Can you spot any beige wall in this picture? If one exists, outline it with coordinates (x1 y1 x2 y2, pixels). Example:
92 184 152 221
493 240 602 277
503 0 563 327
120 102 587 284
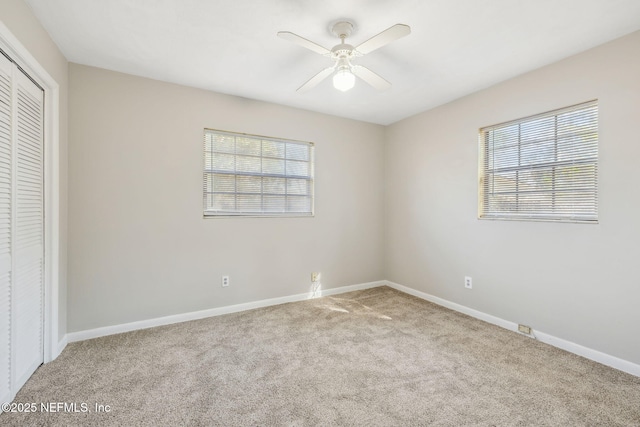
385 31 640 364
68 64 385 331
0 0 69 342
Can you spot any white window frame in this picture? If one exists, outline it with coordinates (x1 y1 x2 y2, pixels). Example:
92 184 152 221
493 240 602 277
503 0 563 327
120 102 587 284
478 100 598 223
203 129 314 218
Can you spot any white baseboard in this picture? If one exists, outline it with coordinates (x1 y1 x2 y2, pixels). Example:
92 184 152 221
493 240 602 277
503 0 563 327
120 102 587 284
385 281 640 378
62 279 640 378
66 280 385 343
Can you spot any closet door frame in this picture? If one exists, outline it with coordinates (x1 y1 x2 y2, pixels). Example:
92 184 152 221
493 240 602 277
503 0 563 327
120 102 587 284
0 22 62 368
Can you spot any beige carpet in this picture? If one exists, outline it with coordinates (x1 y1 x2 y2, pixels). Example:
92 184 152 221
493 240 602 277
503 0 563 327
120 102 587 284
2 286 640 426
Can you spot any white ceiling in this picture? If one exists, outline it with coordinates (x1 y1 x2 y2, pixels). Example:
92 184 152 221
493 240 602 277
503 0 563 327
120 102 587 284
24 0 640 125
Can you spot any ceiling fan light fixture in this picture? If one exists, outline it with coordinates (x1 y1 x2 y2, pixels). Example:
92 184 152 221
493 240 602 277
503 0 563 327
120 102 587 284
333 69 355 91
278 21 410 92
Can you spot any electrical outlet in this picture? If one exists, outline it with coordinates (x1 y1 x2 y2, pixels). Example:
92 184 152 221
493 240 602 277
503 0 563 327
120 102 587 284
518 324 532 335
311 272 320 283
221 275 229 287
464 276 472 289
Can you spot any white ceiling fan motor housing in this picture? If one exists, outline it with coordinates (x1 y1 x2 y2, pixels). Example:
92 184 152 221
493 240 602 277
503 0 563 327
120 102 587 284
331 44 356 59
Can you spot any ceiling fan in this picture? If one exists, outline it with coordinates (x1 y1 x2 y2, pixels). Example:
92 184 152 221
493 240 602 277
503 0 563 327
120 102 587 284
277 21 411 92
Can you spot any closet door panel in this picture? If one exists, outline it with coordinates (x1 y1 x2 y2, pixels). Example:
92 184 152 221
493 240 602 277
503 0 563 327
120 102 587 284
12 68 43 391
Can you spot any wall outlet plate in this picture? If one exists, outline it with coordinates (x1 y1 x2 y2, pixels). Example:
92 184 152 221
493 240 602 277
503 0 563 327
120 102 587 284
222 275 229 287
464 276 472 289
311 272 320 282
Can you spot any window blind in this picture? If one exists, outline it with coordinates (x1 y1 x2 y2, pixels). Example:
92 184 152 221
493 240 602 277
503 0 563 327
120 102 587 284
479 100 598 222
203 129 314 216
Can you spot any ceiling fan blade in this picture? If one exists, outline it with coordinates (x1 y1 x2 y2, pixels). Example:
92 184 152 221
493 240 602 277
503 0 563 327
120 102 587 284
297 67 336 92
355 24 411 55
351 65 391 90
277 31 331 55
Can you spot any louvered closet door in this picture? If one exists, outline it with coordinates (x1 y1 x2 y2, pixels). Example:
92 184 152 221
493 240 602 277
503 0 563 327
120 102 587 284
0 52 44 406
12 66 44 391
0 53 13 405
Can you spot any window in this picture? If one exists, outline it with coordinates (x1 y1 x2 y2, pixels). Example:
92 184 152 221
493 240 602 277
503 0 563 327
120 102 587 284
478 100 598 222
203 129 314 217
